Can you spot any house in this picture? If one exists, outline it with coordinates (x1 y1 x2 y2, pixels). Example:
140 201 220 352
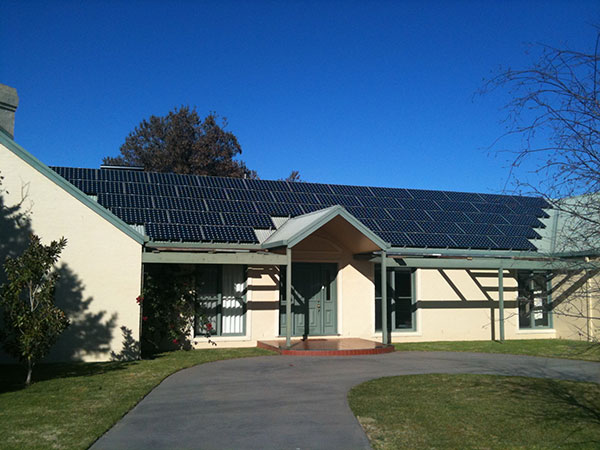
0 84 597 362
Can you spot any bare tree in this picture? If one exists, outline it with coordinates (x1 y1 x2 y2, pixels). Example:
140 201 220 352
483 31 600 342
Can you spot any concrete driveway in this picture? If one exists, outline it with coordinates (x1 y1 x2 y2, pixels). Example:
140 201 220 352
91 351 600 450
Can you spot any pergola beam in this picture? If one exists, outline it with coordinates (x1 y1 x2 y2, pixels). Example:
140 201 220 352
142 251 287 265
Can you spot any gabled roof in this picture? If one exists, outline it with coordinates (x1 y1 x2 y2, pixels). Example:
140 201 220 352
0 130 145 244
262 205 388 250
50 165 551 252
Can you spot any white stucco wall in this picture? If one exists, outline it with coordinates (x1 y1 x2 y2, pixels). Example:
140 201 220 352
0 142 143 362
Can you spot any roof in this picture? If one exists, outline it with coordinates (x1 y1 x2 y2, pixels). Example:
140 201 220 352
262 205 388 250
0 130 145 244
50 166 551 251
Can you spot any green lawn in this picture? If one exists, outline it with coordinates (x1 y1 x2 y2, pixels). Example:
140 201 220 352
0 348 272 450
394 339 600 362
349 374 600 450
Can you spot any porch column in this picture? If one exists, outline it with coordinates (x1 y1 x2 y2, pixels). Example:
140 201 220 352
286 247 292 349
381 250 389 345
498 266 505 342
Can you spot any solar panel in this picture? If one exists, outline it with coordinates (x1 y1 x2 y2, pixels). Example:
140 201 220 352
202 225 258 243
99 169 141 183
195 176 247 190
472 203 513 215
464 212 510 225
443 191 485 202
154 196 205 210
346 206 392 220
494 224 542 239
316 193 362 207
435 200 479 213
169 210 223 226
221 212 274 229
517 196 551 208
288 182 333 194
356 196 401 209
126 183 178 197
98 193 155 209
71 179 98 195
177 185 228 199
52 165 552 249
376 220 423 233
447 234 496 249
329 184 373 197
386 208 433 222
456 223 503 236
256 202 304 217
375 231 413 247
111 207 169 224
205 199 255 214
357 218 381 231
271 191 319 204
405 189 450 202
397 198 441 211
226 189 275 202
502 215 546 228
244 178 292 192
178 224 204 242
299 204 326 214
406 233 456 248
145 223 182 241
489 236 537 251
370 186 413 199
418 222 464 234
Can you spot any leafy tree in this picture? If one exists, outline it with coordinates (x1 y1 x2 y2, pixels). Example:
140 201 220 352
484 32 600 341
0 235 69 385
141 264 213 355
104 107 257 178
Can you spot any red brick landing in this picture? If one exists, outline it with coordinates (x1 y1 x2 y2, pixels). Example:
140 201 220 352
257 338 394 356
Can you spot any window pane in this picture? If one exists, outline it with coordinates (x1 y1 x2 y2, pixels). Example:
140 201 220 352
221 265 245 334
517 271 549 329
374 266 414 332
394 298 412 329
518 297 531 328
395 271 411 298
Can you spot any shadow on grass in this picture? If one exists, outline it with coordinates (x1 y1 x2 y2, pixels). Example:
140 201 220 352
0 360 134 393
506 377 600 446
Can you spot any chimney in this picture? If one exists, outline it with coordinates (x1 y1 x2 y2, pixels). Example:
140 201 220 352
0 83 19 138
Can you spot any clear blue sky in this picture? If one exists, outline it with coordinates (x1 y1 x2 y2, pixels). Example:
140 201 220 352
1 0 598 194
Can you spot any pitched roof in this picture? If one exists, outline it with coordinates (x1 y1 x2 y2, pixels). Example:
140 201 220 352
0 130 145 244
50 166 550 251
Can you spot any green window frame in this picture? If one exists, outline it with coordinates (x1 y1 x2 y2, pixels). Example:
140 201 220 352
517 270 553 329
193 264 246 337
375 266 416 332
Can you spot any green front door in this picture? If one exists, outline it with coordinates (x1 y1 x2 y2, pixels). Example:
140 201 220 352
280 263 337 337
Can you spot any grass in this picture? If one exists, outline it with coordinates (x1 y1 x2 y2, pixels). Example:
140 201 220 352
0 347 272 450
394 339 600 362
349 374 600 449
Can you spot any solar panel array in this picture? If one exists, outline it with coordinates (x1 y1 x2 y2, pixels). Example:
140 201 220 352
51 166 550 250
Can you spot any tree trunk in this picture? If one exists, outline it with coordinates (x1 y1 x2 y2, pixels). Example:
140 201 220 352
25 358 32 386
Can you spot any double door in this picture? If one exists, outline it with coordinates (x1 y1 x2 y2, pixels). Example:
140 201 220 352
280 263 337 337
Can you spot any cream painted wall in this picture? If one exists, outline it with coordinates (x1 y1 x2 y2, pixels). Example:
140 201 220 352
195 232 560 348
0 143 142 362
552 270 600 341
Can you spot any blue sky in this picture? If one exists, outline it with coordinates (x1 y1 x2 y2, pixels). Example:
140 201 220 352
1 0 598 194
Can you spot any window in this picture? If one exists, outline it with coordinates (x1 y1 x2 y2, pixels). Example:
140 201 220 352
194 265 246 337
375 266 416 331
517 271 551 329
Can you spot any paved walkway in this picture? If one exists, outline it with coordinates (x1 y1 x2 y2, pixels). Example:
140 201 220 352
92 351 600 450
